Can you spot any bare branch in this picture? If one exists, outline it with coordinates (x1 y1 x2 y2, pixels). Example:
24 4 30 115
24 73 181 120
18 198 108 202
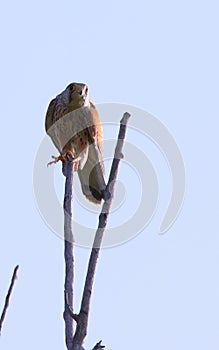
72 112 131 350
0 265 19 335
63 160 74 349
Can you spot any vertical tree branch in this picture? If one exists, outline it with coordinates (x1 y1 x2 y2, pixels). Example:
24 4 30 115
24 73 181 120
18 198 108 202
63 161 74 349
71 112 131 350
0 265 19 335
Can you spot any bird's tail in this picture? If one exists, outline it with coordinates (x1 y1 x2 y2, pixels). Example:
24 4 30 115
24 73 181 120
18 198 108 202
77 143 106 204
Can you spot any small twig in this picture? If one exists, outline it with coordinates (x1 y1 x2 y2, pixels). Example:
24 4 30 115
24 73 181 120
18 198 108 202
72 112 131 350
92 340 105 350
63 160 74 350
0 265 19 335
65 292 79 322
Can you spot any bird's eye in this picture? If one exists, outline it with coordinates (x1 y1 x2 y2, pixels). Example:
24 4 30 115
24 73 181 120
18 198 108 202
85 86 88 94
68 84 76 92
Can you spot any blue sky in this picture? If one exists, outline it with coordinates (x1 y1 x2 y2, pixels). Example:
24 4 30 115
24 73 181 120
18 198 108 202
0 0 219 349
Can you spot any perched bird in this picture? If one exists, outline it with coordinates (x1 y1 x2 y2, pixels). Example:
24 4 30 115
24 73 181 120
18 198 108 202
45 82 106 204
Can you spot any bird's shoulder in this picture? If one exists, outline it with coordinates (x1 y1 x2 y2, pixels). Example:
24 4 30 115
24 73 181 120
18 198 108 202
45 93 70 132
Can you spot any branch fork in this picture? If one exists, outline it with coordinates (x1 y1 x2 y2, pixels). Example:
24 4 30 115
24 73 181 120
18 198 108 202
63 112 131 350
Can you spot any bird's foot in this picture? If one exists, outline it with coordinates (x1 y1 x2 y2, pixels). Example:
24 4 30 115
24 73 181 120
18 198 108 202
47 151 75 167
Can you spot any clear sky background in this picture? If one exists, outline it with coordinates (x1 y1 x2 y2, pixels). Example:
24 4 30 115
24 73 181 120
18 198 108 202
0 0 219 349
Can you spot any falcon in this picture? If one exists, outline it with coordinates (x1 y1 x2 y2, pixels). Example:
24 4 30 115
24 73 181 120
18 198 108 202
45 82 106 204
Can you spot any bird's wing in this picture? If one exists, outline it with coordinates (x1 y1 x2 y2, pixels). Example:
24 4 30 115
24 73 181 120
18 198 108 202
77 104 106 203
45 98 64 152
86 104 105 177
45 98 56 133
89 101 103 151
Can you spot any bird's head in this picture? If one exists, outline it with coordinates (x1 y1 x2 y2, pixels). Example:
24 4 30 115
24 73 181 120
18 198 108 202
66 82 89 109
